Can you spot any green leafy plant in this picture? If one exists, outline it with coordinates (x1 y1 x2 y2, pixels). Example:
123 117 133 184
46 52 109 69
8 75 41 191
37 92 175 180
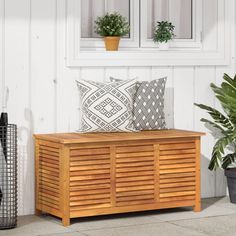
195 74 236 170
94 12 129 37
153 21 175 43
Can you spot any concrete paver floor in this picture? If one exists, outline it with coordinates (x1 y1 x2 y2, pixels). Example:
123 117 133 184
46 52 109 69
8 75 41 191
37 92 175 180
1 197 235 236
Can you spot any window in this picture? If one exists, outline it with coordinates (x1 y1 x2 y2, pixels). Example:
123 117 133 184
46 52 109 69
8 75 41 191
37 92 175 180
141 0 201 48
67 0 229 67
80 0 139 49
80 0 201 50
146 0 192 39
81 0 130 38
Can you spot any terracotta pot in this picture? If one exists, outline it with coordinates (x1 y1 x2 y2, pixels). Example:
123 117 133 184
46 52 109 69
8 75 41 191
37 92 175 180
104 36 120 51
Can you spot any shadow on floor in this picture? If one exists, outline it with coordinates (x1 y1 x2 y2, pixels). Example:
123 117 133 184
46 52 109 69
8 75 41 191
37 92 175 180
67 197 226 225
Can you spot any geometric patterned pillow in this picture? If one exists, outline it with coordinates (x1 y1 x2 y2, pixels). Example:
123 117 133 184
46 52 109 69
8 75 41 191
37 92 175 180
76 79 137 133
110 77 167 130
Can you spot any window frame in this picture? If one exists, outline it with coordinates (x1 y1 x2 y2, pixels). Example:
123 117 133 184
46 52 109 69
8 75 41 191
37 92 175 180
140 0 202 49
66 0 231 67
80 0 140 50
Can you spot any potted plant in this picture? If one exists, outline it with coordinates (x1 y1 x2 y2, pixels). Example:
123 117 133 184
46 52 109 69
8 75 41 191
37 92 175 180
195 74 236 203
94 12 130 51
153 21 175 50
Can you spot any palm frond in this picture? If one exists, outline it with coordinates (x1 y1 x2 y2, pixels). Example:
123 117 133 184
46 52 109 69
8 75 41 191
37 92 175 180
222 153 236 169
200 118 225 133
210 75 236 125
209 136 234 170
195 74 236 170
224 73 236 88
194 103 233 130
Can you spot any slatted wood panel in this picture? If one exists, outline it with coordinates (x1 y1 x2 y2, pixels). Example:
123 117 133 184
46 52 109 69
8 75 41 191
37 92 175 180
38 145 60 211
115 145 155 206
69 147 112 211
35 130 204 226
159 140 196 203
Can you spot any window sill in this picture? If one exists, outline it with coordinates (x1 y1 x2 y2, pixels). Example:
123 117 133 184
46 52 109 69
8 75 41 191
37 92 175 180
67 47 230 67
79 46 201 52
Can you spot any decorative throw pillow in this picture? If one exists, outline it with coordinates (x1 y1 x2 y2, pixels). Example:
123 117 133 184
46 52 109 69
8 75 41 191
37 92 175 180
110 77 167 130
76 79 137 133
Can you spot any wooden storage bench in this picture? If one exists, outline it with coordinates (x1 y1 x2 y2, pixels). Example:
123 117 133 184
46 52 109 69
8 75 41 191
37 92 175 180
34 129 204 226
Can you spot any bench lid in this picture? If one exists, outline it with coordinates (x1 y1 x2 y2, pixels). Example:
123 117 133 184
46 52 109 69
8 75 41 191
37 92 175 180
34 129 205 144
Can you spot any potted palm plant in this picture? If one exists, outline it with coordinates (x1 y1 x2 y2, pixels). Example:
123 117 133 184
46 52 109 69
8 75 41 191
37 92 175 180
94 12 130 51
153 21 175 50
195 74 236 203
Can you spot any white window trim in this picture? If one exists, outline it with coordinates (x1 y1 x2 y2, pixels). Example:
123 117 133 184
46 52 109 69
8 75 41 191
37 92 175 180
80 0 140 49
66 0 231 67
140 0 202 49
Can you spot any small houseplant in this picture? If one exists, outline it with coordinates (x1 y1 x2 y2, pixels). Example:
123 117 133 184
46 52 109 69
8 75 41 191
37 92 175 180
195 74 236 203
94 12 130 51
153 21 175 50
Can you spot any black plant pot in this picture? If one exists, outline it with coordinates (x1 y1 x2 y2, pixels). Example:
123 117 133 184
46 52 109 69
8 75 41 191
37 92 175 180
225 168 236 204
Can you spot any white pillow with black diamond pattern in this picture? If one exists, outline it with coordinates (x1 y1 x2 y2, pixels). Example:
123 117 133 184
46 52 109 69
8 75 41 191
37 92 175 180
76 79 137 133
110 77 167 130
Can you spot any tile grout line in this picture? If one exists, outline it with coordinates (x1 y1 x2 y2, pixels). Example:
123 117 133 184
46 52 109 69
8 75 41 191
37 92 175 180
80 232 89 236
36 228 83 236
167 220 209 236
75 221 169 233
75 220 211 236
165 212 236 223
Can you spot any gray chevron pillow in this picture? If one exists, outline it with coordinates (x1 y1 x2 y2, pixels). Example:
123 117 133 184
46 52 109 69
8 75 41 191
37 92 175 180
76 79 137 133
110 77 167 130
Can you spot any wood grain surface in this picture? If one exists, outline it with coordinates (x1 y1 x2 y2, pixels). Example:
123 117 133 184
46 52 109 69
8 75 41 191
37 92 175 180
35 130 204 226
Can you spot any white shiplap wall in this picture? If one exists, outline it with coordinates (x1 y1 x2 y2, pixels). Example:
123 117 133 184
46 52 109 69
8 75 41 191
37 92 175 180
0 0 235 215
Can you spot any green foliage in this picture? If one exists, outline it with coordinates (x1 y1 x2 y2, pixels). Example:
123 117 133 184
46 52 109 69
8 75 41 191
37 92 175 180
94 12 129 37
153 21 175 43
195 74 236 170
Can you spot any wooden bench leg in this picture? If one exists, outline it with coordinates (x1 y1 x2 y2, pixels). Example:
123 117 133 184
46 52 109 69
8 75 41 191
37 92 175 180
62 216 70 227
35 209 42 216
194 201 201 212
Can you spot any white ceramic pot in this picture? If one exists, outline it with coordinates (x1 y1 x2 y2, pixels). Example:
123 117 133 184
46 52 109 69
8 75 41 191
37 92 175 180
158 42 169 50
